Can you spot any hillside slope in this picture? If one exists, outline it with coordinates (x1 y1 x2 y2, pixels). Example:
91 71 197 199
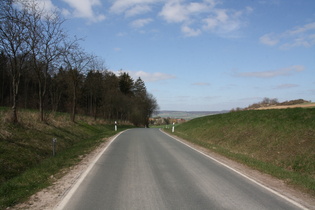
171 108 315 194
0 108 132 209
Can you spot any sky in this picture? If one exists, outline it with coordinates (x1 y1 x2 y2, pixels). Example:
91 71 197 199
41 0 314 111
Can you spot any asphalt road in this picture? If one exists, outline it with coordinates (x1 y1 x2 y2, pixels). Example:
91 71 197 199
57 128 304 210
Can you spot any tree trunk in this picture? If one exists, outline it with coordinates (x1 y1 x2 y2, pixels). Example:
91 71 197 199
71 85 77 122
11 76 19 123
39 81 44 121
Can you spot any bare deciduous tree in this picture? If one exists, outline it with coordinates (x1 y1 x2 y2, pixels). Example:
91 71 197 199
63 41 95 122
0 0 30 123
21 0 67 121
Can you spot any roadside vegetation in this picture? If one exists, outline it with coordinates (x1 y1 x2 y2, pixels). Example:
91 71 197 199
0 108 133 209
166 108 315 196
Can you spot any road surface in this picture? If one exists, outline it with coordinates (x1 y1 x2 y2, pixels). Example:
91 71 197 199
57 128 304 210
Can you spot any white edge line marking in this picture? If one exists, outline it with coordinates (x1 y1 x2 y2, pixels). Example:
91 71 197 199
160 129 307 210
54 130 128 210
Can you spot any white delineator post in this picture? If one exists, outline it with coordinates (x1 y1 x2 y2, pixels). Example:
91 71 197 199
172 122 175 133
115 121 117 131
52 138 57 156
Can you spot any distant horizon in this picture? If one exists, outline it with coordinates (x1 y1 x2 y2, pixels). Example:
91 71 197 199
157 110 228 113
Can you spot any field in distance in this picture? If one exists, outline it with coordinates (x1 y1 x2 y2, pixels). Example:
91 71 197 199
155 110 228 120
257 102 315 110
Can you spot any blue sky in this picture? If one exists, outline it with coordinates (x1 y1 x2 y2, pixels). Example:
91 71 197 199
43 0 314 111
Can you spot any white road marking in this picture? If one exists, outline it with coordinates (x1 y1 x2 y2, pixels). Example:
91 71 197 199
161 129 308 210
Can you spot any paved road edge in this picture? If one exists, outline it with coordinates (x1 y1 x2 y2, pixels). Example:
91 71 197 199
54 130 128 210
160 129 308 210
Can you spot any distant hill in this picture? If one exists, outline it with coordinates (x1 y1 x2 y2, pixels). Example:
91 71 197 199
154 110 228 120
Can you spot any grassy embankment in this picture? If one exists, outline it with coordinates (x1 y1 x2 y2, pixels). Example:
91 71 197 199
166 108 315 195
0 107 133 209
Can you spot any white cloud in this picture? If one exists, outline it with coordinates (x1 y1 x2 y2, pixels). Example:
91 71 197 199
159 1 188 23
159 0 214 23
36 0 58 12
159 0 251 37
280 34 315 49
132 71 176 82
234 65 305 78
286 22 315 35
125 5 152 17
130 18 153 28
110 0 160 16
108 0 251 37
258 0 281 5
260 22 315 49
113 70 176 82
116 32 127 37
202 8 250 35
114 47 122 52
181 25 201 37
273 84 299 89
15 0 58 16
259 33 279 46
192 82 210 86
62 0 105 22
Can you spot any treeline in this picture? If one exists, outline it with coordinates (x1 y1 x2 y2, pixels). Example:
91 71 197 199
0 0 158 126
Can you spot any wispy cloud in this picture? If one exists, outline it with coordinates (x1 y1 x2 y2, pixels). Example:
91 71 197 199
202 7 252 36
16 0 58 16
132 71 176 82
258 0 281 5
159 0 252 37
35 0 58 12
62 0 106 22
260 22 315 49
114 47 122 52
273 84 299 89
130 18 153 28
192 82 210 86
125 4 152 17
259 33 279 46
109 0 160 16
234 65 305 78
114 70 176 82
181 25 202 37
159 1 213 23
108 0 252 37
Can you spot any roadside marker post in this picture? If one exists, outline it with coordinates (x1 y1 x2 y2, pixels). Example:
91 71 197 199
52 138 57 156
172 122 175 133
115 121 117 131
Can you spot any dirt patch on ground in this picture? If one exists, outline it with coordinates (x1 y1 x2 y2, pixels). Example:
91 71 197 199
12 130 315 210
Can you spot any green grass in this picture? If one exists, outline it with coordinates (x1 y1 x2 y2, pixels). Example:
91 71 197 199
165 108 315 195
0 108 133 209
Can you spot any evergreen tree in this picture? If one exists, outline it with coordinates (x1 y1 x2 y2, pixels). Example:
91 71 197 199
119 72 134 95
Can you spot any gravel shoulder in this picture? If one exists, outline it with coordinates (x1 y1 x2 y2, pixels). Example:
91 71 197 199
13 129 315 210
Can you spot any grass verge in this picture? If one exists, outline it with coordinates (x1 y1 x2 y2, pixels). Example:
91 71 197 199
165 108 315 196
0 108 133 209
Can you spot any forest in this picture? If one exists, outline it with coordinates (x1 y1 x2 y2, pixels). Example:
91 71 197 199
0 0 158 126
